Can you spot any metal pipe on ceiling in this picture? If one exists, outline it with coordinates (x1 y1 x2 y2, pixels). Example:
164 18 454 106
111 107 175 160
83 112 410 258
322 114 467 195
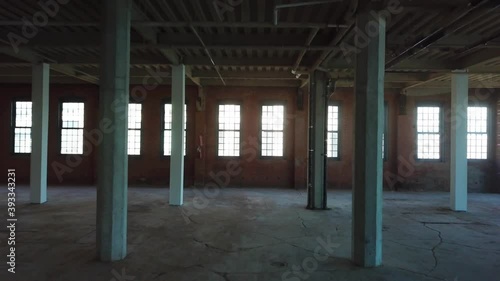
0 21 349 29
386 0 497 69
292 28 320 75
189 25 225 86
454 29 500 59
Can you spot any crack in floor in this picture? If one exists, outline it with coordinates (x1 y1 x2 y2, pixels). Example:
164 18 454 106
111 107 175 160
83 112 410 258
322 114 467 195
423 223 443 273
396 266 446 281
193 237 266 253
253 231 321 256
296 211 308 229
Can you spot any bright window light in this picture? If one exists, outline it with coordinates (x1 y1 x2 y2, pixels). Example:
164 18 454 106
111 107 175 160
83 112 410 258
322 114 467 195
417 106 441 160
327 105 339 158
128 103 142 155
13 101 32 153
261 105 284 157
218 104 240 156
60 102 84 154
163 103 186 156
467 106 488 159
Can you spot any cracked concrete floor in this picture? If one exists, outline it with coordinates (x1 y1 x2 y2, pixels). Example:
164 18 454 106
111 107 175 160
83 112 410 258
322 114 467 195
0 186 499 281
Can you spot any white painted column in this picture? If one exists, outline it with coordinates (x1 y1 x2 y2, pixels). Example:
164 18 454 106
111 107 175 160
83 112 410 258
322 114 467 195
450 71 468 211
30 63 50 204
170 64 186 206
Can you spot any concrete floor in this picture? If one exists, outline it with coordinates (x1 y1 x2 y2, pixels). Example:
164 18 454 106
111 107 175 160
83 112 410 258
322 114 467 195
0 186 499 281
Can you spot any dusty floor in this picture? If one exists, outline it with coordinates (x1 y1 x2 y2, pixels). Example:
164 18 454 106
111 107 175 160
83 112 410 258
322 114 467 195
0 185 499 281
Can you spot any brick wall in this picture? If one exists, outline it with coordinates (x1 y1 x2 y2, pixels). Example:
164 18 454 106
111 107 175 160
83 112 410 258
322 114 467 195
0 84 498 192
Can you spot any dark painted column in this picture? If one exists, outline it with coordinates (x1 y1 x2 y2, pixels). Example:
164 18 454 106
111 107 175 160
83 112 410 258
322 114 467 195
307 70 328 209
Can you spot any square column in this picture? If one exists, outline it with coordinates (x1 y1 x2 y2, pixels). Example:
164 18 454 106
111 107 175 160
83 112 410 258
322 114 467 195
450 72 468 211
352 12 385 267
306 70 328 210
30 63 49 204
169 64 186 206
96 0 131 261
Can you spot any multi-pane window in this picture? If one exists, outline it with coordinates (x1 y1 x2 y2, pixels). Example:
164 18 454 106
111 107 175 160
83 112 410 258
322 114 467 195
327 105 339 158
467 106 488 159
416 106 441 160
13 101 32 153
163 104 186 156
60 102 84 154
218 104 240 156
382 103 388 160
261 105 284 157
128 103 142 155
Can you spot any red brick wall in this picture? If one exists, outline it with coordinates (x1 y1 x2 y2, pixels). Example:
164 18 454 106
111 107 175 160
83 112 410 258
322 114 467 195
0 84 498 192
201 86 297 188
394 89 499 192
325 88 399 189
0 84 99 185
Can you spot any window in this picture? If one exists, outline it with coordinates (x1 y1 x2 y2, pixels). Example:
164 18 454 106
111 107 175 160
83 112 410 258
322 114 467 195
416 106 441 160
13 101 32 153
163 103 186 156
467 106 488 159
382 103 388 160
218 104 240 156
327 105 339 158
60 102 84 154
128 103 142 155
261 105 284 157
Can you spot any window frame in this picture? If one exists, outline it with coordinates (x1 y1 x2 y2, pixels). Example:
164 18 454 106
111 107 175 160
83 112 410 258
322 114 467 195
127 102 143 157
259 101 287 159
383 101 388 161
466 104 490 161
58 98 86 156
161 98 188 157
327 101 341 160
415 102 444 162
216 100 243 158
11 97 32 155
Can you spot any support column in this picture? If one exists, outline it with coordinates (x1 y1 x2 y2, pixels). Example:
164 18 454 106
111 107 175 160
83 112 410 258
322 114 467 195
294 88 308 189
306 71 328 210
352 12 385 267
170 64 186 206
194 86 206 187
96 0 131 261
30 63 49 204
450 72 468 211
